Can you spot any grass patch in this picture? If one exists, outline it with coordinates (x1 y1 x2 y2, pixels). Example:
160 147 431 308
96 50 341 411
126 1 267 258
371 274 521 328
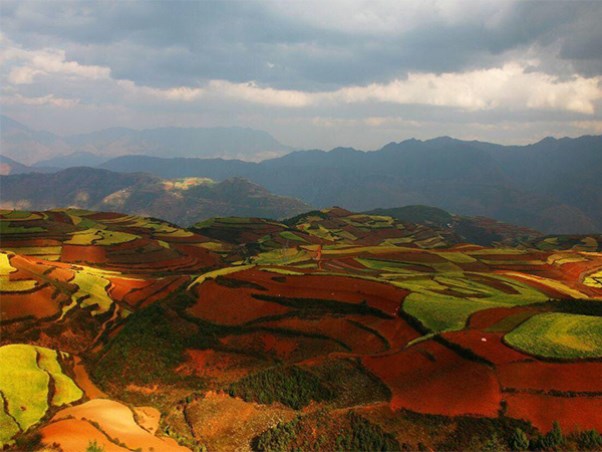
505 312 602 359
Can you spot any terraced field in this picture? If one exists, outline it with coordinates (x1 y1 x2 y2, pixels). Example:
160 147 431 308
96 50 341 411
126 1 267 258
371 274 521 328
0 344 82 445
2 207 602 450
505 312 602 359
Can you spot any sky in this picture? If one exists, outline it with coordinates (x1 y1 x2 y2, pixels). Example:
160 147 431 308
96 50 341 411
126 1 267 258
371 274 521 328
1 0 602 150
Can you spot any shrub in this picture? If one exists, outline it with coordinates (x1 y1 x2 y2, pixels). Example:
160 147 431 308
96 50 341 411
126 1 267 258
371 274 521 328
575 429 602 450
86 440 105 452
335 412 401 451
510 428 530 451
228 365 333 410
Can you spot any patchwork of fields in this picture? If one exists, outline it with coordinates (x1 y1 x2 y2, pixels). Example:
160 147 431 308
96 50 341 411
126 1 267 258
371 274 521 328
1 207 602 450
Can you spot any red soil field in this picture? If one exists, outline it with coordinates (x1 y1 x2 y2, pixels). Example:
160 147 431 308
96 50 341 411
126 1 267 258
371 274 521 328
72 356 107 399
178 349 261 381
61 245 107 264
468 307 536 330
351 228 418 245
441 330 529 365
86 212 127 221
218 332 336 362
188 280 292 325
2 238 62 247
362 340 502 417
450 261 491 273
45 266 76 283
347 315 421 350
171 243 221 266
558 260 602 282
1 284 66 321
5 265 41 282
130 276 188 309
256 316 386 354
451 244 486 251
476 252 545 262
331 256 370 270
105 237 153 252
466 274 521 294
108 277 155 301
234 270 407 316
505 392 602 432
498 361 602 393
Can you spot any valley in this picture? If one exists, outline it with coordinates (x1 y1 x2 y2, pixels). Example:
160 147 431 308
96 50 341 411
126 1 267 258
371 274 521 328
1 207 602 451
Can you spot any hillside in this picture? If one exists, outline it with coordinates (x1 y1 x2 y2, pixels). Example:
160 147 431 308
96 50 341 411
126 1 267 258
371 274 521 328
4 115 601 233
366 205 542 246
99 135 602 234
1 207 602 450
0 167 310 225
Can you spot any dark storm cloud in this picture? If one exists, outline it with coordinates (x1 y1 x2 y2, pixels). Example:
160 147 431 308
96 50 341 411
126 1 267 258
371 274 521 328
2 0 602 149
2 0 601 91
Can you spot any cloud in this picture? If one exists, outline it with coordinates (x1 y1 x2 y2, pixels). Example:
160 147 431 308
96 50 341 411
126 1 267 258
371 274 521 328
2 93 79 107
3 0 601 91
1 39 110 84
207 80 311 107
1 1 602 149
116 80 204 102
327 63 602 114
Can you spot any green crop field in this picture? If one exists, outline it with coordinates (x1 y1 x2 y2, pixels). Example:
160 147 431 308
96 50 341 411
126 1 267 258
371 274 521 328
505 312 602 359
584 270 602 288
0 211 45 221
0 246 62 260
397 273 548 333
36 348 83 406
66 228 138 246
0 344 82 446
279 230 309 243
188 264 256 290
0 222 46 233
0 252 38 292
71 270 113 315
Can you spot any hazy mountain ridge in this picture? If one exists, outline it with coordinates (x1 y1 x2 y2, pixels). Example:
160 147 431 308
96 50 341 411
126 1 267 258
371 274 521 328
100 135 602 233
2 115 601 233
0 167 309 225
0 115 293 165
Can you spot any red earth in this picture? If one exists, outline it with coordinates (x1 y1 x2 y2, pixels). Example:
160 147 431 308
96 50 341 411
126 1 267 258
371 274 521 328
505 392 602 432
362 340 502 418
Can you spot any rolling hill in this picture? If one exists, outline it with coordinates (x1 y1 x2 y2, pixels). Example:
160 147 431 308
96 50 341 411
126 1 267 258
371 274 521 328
1 206 602 450
99 135 602 234
0 167 310 225
3 114 601 232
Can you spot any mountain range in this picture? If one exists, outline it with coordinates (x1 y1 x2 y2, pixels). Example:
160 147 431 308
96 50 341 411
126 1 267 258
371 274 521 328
0 115 292 165
1 115 601 234
97 135 602 233
0 167 309 225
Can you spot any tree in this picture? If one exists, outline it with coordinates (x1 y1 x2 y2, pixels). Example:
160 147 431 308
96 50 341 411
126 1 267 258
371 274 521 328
510 428 530 451
87 440 105 452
